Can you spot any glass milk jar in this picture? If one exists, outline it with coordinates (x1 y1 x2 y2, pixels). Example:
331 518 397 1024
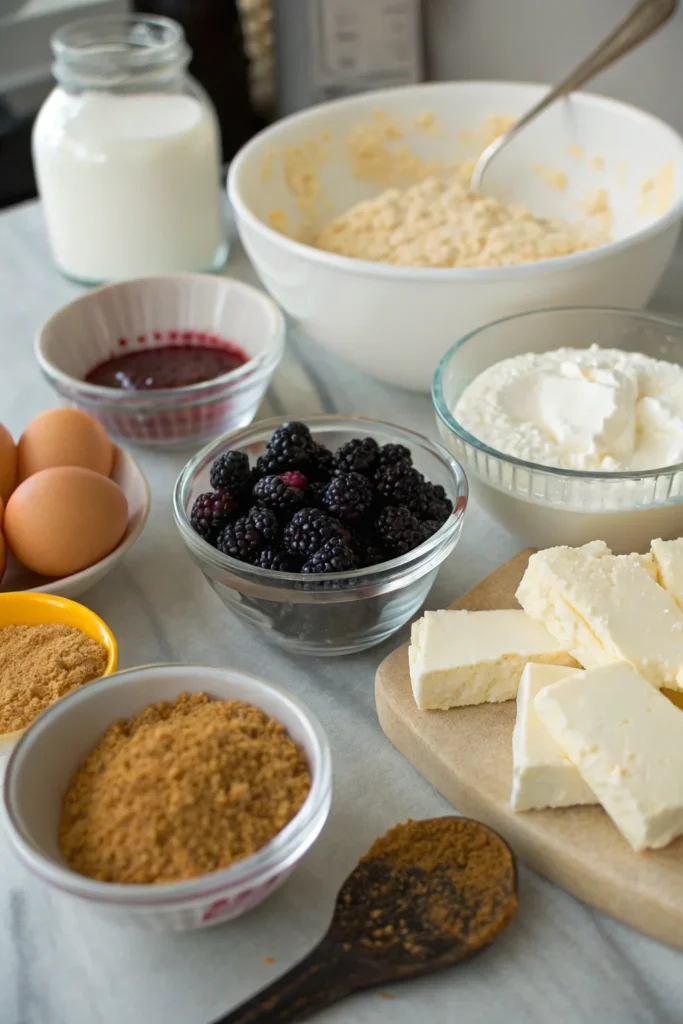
32 15 227 284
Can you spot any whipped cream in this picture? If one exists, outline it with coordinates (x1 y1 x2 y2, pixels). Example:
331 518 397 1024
453 346 683 471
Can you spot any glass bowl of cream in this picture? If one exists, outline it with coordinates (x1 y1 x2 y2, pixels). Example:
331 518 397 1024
432 308 683 554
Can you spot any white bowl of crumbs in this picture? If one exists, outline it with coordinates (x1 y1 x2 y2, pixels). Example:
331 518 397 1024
228 81 683 391
2 663 332 931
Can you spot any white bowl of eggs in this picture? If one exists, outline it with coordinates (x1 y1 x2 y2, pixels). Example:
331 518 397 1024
0 409 149 599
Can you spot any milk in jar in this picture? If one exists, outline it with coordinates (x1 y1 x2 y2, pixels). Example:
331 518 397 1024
32 15 227 283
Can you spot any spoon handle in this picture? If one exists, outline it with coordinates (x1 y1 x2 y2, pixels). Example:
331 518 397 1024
211 942 363 1024
471 0 677 189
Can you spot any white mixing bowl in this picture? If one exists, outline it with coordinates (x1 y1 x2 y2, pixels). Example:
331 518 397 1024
228 81 683 392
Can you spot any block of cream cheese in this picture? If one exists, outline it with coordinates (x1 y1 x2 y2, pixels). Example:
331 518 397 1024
534 661 683 851
409 609 577 711
651 538 683 612
510 663 597 812
516 542 683 690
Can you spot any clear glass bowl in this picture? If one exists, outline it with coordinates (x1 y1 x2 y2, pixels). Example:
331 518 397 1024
433 307 683 554
3 664 331 931
173 416 468 656
35 275 285 449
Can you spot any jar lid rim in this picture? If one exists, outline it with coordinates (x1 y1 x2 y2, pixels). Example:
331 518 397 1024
51 14 190 87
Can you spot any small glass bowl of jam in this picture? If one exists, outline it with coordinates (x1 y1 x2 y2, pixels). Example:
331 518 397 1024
35 275 285 448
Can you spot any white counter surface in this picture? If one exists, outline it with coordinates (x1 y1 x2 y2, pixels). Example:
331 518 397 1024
1 200 682 1024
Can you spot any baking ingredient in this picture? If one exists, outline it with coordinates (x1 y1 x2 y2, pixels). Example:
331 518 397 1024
189 421 453 571
18 408 114 481
336 818 517 955
510 663 596 812
0 623 108 734
408 609 577 711
0 529 5 585
315 176 607 269
650 537 683 611
33 90 225 282
534 662 683 851
453 345 683 472
85 339 248 390
4 466 128 577
516 541 683 690
59 692 311 884
0 424 17 504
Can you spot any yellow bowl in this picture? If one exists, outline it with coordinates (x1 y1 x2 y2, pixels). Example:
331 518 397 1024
0 592 117 754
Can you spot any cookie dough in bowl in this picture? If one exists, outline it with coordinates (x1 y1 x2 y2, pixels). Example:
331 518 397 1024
229 81 683 391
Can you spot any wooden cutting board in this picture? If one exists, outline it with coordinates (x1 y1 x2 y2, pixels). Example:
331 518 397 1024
375 549 683 950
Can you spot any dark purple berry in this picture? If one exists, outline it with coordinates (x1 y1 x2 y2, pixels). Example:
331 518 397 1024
284 508 346 559
257 547 299 572
216 517 263 563
377 443 411 469
333 437 380 475
302 538 359 575
322 471 374 524
374 505 423 556
209 451 252 499
375 462 425 509
256 421 318 476
189 491 237 541
253 474 307 516
245 507 280 544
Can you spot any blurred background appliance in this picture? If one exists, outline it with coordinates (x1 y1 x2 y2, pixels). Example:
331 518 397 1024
3 0 683 210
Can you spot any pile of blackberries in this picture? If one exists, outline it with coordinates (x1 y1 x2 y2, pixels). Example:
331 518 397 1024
190 422 453 575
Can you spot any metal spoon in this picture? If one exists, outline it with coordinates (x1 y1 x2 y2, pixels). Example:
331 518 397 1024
211 817 518 1024
471 0 678 192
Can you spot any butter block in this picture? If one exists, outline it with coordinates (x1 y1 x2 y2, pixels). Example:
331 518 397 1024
516 543 683 690
409 609 577 711
534 662 683 851
510 663 597 811
651 538 683 612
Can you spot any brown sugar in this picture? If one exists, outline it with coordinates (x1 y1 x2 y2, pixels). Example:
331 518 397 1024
59 692 312 884
0 623 108 734
334 817 517 958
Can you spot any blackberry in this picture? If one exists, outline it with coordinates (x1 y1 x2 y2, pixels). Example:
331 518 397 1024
312 443 335 479
377 443 411 469
256 421 318 476
189 491 237 541
374 462 425 509
216 517 263 563
420 519 443 542
348 532 386 568
413 481 453 523
283 507 346 559
209 451 252 499
333 437 379 476
322 471 375 524
307 479 330 507
258 547 299 572
245 507 281 545
374 505 423 556
253 473 307 516
302 538 359 574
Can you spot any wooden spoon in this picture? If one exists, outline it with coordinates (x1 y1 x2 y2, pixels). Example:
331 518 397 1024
213 817 518 1023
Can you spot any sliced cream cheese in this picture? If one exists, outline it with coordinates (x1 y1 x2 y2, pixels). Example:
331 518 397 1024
650 537 683 612
534 661 683 851
510 663 597 812
516 542 683 690
409 609 576 711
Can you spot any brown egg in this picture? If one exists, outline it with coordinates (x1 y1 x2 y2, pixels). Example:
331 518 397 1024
18 408 114 482
0 529 5 585
0 424 17 504
5 466 128 577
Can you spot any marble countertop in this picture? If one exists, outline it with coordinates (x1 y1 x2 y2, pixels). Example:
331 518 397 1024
1 201 682 1024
